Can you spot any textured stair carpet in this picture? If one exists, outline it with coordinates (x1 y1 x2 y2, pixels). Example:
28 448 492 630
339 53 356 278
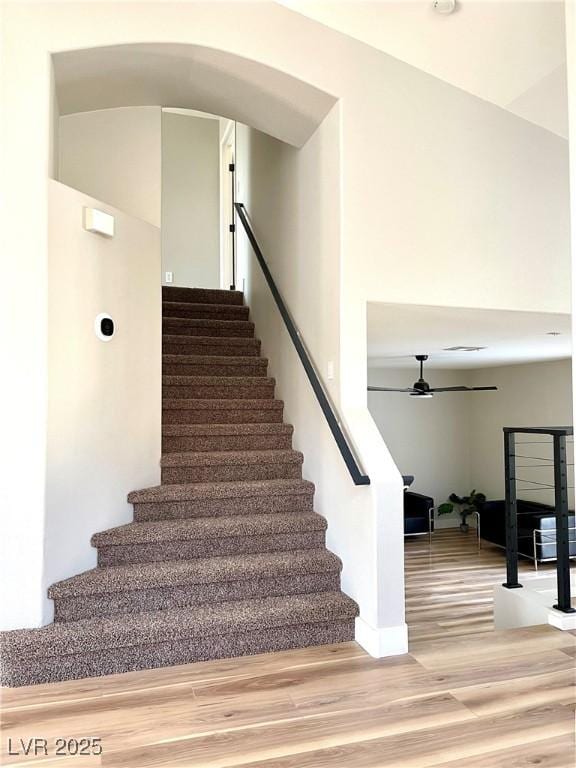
0 286 358 686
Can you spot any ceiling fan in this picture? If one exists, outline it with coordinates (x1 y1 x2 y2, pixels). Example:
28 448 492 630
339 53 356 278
368 355 498 398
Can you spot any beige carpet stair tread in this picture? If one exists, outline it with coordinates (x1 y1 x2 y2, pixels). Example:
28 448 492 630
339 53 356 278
162 286 244 305
162 301 250 320
163 335 260 349
160 449 303 468
48 550 341 598
128 478 315 504
163 375 275 387
163 316 254 331
162 423 293 436
163 354 267 366
163 317 254 329
0 592 358 660
92 513 327 547
162 355 268 377
162 398 283 410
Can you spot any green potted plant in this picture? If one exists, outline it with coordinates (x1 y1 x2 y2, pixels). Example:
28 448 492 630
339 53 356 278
437 490 486 532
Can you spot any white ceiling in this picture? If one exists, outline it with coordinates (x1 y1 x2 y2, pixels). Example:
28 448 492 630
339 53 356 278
368 303 572 369
279 0 568 138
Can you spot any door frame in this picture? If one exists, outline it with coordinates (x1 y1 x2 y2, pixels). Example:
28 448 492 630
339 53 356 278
220 120 236 290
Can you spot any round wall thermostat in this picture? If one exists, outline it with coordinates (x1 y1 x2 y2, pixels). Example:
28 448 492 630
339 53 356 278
95 313 115 341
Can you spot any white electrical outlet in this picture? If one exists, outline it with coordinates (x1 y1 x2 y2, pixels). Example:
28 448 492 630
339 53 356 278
165 271 173 284
327 361 335 381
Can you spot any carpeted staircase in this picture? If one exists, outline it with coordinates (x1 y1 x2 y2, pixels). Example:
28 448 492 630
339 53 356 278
0 287 358 687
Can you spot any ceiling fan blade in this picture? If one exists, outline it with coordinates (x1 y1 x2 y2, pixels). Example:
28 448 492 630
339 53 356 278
428 386 498 392
368 386 417 393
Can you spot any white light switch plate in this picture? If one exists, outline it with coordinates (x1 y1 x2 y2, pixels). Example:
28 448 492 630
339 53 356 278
165 272 173 284
327 361 335 381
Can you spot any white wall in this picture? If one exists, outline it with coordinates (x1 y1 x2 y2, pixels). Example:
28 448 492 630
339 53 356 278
368 368 472 526
278 0 567 135
40 181 161 627
59 107 161 226
469 360 573 507
162 111 220 288
236 116 341 404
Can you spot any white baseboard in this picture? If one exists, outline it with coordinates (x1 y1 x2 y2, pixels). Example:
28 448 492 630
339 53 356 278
354 617 408 657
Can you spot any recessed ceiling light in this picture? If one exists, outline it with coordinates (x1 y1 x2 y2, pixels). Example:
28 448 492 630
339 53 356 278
546 332 561 336
443 346 486 352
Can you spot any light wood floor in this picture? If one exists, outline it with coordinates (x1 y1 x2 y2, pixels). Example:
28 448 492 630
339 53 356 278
405 527 563 642
1 530 574 767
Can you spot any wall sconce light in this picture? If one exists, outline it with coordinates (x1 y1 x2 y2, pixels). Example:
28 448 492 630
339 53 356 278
83 207 115 237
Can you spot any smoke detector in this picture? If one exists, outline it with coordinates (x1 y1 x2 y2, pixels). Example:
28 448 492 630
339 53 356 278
433 0 456 14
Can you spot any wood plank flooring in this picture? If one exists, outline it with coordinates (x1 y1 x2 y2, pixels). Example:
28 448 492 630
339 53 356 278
1 530 574 767
404 527 561 642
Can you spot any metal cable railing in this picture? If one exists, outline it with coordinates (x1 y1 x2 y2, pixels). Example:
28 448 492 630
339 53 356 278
502 426 575 614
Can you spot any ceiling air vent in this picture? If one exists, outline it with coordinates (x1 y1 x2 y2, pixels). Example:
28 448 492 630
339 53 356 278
443 346 486 352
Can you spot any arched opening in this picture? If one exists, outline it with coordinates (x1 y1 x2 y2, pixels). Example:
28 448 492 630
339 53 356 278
52 43 339 291
53 43 337 149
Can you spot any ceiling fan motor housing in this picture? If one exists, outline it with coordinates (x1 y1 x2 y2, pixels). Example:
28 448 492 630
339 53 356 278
414 355 430 390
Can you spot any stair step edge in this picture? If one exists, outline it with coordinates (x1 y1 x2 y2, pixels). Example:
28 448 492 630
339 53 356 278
161 450 303 467
162 376 275 386
162 423 294 436
162 287 244 306
0 592 359 661
128 479 315 504
163 355 268 364
91 513 327 547
163 335 260 344
48 550 343 598
162 399 283 410
163 318 254 327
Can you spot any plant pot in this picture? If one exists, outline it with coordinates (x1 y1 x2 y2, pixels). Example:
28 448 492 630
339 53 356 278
460 522 469 533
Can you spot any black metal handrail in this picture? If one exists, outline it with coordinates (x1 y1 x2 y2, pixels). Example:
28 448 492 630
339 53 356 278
503 426 575 614
234 203 370 486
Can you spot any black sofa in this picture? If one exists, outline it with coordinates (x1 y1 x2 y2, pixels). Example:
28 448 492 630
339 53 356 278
404 491 434 536
480 499 576 563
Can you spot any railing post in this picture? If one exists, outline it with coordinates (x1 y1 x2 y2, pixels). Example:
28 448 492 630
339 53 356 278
552 433 575 613
503 429 522 589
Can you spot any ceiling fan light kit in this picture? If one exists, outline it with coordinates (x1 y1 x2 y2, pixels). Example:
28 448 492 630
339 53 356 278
368 354 498 397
